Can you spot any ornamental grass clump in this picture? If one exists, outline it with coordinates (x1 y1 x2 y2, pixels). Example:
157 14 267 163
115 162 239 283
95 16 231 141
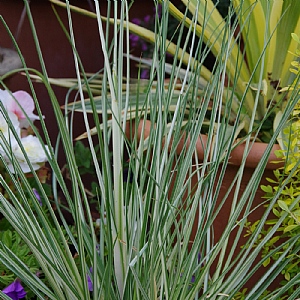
0 1 300 299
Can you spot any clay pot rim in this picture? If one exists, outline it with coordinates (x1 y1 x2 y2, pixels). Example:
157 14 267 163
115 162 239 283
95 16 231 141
126 119 283 171
188 134 282 170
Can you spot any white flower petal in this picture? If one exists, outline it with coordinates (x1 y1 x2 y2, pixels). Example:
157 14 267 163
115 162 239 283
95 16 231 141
4 135 49 173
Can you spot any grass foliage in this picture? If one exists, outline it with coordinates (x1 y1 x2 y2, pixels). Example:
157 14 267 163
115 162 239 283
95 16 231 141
0 1 299 299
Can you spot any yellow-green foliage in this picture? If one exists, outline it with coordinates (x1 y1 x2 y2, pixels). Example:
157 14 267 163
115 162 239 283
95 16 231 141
289 33 300 88
250 34 300 293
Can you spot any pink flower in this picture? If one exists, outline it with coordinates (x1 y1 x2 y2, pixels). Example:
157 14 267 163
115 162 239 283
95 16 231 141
0 109 20 141
0 89 49 174
0 89 39 128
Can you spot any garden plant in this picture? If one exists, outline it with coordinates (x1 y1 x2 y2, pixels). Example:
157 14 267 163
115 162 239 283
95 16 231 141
54 0 300 145
246 33 300 298
0 1 299 299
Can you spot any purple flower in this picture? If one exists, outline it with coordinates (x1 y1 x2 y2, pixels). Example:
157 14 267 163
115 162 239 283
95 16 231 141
143 15 151 23
2 280 26 300
141 41 149 52
141 69 149 79
33 188 42 206
129 34 139 43
129 34 140 47
131 18 141 25
35 270 42 277
87 267 93 292
197 253 201 263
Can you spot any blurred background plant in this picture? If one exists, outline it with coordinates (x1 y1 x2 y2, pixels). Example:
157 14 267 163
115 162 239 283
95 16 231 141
129 0 230 79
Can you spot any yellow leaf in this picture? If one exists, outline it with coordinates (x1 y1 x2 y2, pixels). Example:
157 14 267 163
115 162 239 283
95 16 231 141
263 257 271 267
278 200 290 212
291 33 300 44
286 161 297 172
284 271 291 281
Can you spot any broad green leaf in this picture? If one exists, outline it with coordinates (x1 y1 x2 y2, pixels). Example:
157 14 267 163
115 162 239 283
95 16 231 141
271 0 300 86
261 185 273 194
284 271 291 281
278 200 290 212
233 0 266 83
1 230 12 248
262 256 271 267
284 224 298 233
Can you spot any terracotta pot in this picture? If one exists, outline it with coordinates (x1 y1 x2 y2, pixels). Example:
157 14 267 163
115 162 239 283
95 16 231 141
126 119 283 291
126 119 281 168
